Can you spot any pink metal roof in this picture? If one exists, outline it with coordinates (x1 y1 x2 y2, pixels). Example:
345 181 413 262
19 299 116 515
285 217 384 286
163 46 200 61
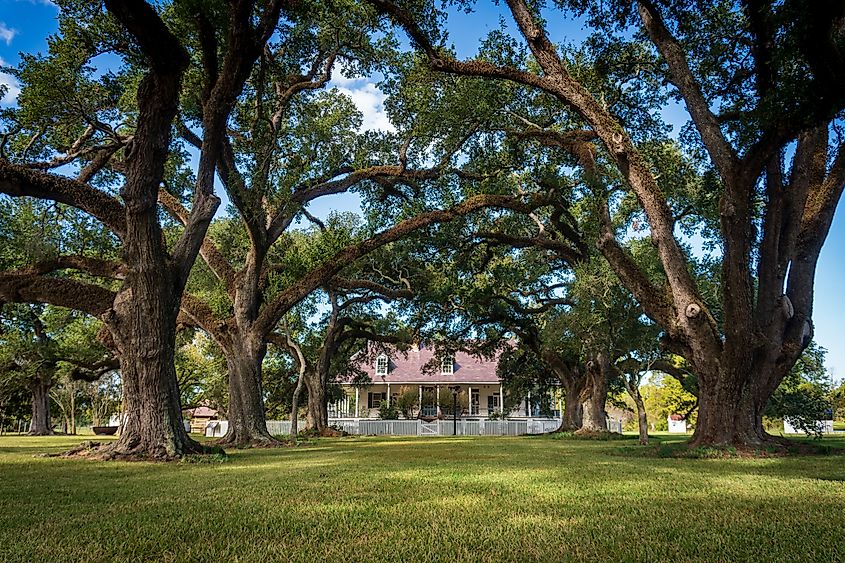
348 343 501 384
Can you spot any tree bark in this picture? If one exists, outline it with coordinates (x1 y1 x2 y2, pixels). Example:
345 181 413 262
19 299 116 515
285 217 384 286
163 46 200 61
559 377 584 431
28 375 53 436
70 390 76 435
690 367 768 447
304 368 328 434
539 349 586 432
579 354 610 432
631 386 649 445
106 281 201 458
580 394 608 432
289 368 306 438
218 334 278 446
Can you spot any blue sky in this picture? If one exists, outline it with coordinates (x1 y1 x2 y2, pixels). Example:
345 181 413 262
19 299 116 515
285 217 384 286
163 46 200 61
1 0 842 381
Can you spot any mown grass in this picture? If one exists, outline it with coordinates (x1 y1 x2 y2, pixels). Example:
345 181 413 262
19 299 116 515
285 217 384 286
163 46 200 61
1 434 844 562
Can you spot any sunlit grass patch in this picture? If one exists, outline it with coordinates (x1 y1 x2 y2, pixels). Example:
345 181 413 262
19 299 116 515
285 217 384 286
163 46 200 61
1 434 843 562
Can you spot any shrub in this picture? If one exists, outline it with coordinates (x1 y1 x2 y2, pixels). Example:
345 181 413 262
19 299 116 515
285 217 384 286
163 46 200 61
437 388 468 416
395 387 420 419
378 400 399 420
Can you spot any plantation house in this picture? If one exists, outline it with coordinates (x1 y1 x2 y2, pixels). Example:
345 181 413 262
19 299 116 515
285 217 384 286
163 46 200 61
334 343 559 419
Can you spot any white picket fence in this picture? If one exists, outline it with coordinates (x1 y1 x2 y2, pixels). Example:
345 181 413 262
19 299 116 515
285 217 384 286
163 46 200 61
204 418 562 437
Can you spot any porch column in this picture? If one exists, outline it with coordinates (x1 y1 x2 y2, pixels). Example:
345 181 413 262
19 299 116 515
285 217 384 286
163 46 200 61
418 385 423 417
436 384 441 417
527 390 532 417
499 383 504 414
355 387 360 418
387 383 391 407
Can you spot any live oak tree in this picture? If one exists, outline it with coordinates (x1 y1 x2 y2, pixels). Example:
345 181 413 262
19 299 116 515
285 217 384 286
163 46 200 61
0 305 61 435
166 19 549 446
295 271 415 434
0 199 117 435
274 274 414 435
0 0 285 458
0 304 114 435
395 195 595 430
369 0 845 447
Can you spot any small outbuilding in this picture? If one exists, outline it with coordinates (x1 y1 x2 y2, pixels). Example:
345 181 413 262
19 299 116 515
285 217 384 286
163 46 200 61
783 417 834 435
667 414 687 433
185 405 219 435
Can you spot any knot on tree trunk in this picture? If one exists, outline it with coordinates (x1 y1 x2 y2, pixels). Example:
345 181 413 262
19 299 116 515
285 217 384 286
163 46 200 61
685 303 701 318
611 132 625 154
780 295 794 319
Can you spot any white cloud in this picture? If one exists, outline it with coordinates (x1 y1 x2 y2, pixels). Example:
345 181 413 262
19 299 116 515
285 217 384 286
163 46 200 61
330 71 362 88
334 82 395 133
330 64 394 133
0 23 17 45
0 58 21 106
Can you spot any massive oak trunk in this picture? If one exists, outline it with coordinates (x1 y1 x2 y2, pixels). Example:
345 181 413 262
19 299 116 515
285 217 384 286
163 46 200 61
214 245 280 447
579 354 610 432
541 350 586 432
107 279 201 459
218 334 277 446
304 368 329 434
580 393 608 432
690 364 777 447
559 377 585 431
29 374 53 436
96 7 199 459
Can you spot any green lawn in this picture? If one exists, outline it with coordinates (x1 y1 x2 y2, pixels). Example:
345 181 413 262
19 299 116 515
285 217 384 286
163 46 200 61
1 434 844 562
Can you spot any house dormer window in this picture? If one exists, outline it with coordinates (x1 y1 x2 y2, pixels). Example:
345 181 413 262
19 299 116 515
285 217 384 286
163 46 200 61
441 356 454 375
376 354 388 376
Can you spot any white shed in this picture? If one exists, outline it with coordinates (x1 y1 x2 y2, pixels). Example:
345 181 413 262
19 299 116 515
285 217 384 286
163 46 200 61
667 414 687 433
783 418 834 434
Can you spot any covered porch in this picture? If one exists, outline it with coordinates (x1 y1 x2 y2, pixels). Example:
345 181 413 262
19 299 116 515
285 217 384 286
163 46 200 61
333 383 560 420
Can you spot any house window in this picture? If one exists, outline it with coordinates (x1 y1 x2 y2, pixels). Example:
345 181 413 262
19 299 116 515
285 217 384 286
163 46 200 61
487 393 501 413
367 392 386 409
440 356 454 375
376 355 388 376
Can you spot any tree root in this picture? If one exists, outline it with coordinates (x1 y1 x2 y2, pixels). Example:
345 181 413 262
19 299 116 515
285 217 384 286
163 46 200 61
60 437 222 462
297 427 348 438
688 431 792 451
666 433 842 457
573 428 626 440
214 433 291 449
